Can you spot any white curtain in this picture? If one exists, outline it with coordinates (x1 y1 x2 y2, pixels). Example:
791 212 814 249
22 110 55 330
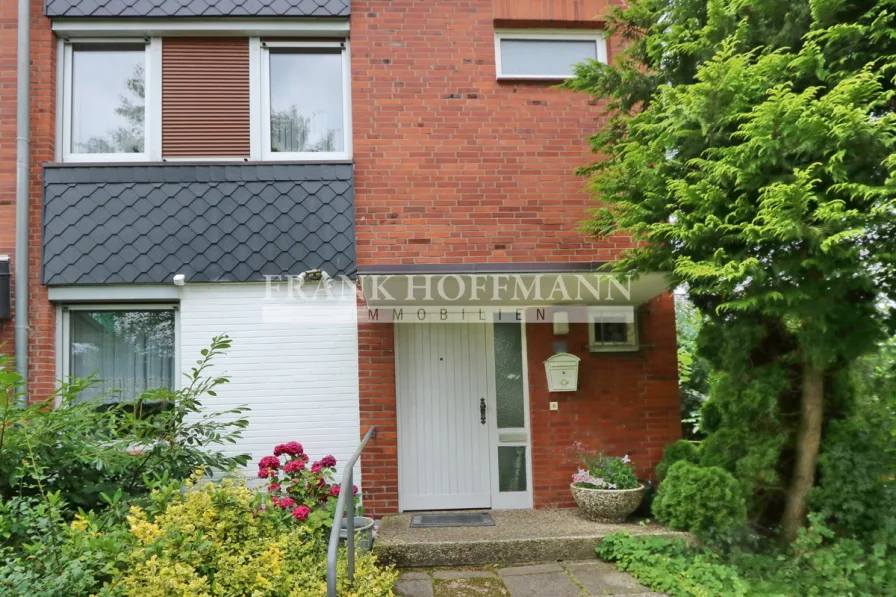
70 310 175 404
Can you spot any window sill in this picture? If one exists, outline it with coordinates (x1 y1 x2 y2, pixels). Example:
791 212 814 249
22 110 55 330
588 344 640 353
46 158 355 168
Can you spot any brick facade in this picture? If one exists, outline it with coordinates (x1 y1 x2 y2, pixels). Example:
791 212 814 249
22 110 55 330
352 0 679 516
0 0 56 403
0 0 679 513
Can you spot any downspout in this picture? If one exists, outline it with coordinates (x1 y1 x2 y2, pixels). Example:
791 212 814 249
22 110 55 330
14 0 30 405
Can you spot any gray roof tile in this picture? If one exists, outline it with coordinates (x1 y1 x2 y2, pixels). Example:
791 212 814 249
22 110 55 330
42 163 355 285
45 0 349 18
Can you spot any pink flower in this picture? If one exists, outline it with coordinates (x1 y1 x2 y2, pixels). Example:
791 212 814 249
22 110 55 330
284 460 306 473
292 505 311 521
328 485 340 497
258 467 273 479
271 497 281 506
311 461 322 474
278 497 296 509
320 455 337 468
353 485 359 496
268 483 281 492
274 442 304 457
258 456 280 470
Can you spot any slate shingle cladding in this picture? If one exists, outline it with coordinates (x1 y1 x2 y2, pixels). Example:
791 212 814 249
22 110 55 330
42 163 355 285
44 0 349 18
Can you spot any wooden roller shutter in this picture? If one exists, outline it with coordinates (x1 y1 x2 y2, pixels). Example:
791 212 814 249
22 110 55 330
162 38 250 158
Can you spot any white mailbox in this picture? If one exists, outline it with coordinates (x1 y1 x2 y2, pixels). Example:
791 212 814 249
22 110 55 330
544 353 581 392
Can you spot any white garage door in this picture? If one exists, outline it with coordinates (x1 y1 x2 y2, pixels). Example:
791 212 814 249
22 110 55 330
179 283 360 484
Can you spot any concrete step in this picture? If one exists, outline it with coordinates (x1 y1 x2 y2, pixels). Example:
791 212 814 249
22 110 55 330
373 508 688 568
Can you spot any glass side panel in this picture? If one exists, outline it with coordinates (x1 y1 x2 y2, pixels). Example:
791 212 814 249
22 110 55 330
498 446 527 492
494 321 525 429
500 39 597 77
70 310 175 403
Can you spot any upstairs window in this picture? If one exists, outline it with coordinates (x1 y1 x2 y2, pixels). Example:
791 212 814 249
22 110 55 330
494 31 606 80
61 40 160 161
260 41 351 161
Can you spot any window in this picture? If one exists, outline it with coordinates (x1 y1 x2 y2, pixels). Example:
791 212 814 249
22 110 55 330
61 40 161 162
495 31 607 79
62 306 177 404
260 41 351 160
588 306 638 352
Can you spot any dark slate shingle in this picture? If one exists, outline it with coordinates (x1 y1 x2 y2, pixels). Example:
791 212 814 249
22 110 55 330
42 163 355 285
45 0 350 18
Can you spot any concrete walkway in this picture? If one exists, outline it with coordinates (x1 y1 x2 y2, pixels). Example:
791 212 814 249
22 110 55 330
395 561 668 597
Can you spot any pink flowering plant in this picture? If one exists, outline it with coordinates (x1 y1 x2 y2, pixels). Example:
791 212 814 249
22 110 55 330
257 441 361 530
572 446 640 490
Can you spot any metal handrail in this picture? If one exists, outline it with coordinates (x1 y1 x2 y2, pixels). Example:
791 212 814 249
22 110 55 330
327 426 377 597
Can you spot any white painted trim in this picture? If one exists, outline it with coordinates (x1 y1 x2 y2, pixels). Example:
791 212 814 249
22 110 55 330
248 37 263 161
146 37 163 162
52 18 350 38
258 40 352 162
61 39 158 163
55 38 65 162
49 285 180 302
494 29 607 80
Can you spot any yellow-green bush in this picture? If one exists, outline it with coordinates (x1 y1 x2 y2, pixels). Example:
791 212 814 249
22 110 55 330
100 477 396 597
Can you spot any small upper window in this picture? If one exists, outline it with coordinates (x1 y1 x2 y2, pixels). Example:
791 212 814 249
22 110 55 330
261 41 351 160
588 306 638 352
495 31 606 80
62 41 157 161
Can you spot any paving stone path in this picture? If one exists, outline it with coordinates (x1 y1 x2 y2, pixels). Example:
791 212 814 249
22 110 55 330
395 561 668 597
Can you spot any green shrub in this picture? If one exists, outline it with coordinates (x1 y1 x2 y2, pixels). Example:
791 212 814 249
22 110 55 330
0 494 134 597
597 533 750 597
597 522 894 597
102 476 397 597
0 336 249 510
655 440 700 482
653 461 746 538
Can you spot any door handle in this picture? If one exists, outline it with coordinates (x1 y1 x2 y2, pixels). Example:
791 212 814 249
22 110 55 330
480 397 486 425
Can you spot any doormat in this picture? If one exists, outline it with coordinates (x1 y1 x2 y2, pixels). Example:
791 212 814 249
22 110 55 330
410 513 496 528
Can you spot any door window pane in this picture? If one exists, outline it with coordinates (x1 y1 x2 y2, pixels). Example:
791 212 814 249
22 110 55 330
500 39 597 77
269 49 344 153
70 310 175 403
494 321 525 429
71 44 145 154
498 446 527 492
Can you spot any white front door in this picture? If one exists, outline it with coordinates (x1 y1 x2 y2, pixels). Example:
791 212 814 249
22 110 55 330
396 323 492 510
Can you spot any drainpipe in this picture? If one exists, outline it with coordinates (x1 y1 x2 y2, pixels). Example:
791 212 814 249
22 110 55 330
14 0 30 405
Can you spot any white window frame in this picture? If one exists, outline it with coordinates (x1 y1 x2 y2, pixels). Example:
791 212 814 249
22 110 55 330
257 39 352 162
57 304 180 407
494 29 607 80
587 305 639 352
60 38 162 163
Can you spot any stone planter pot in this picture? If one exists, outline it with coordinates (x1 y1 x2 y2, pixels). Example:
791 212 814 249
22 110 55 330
570 483 646 523
339 516 375 551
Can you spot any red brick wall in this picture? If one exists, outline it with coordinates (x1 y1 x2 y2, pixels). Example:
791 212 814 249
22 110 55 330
0 0 18 354
357 316 400 516
351 0 631 266
28 0 57 403
0 0 56 402
527 295 680 508
352 1 679 516
493 0 619 25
